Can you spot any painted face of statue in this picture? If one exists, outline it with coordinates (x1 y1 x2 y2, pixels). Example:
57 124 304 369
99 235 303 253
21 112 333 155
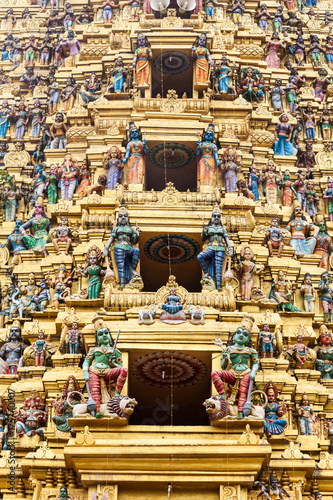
96 327 111 346
204 129 214 143
211 212 221 226
318 221 326 233
118 211 129 226
59 487 68 499
244 248 252 260
198 35 206 47
89 254 98 266
328 179 333 189
130 128 139 140
138 35 146 48
267 390 275 403
234 327 250 346
28 274 35 285
321 331 332 346
35 203 43 216
14 219 23 230
111 148 118 159
9 326 21 341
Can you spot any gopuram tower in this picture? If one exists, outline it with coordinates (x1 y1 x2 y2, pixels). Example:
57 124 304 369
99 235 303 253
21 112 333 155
0 0 333 499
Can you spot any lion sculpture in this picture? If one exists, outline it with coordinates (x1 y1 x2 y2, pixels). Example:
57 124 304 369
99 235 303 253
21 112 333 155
71 395 137 420
203 394 267 421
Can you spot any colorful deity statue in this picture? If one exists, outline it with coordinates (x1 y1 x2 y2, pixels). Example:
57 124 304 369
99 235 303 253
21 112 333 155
323 178 333 221
1 218 27 266
160 287 186 323
263 382 287 437
300 273 316 312
304 180 319 218
256 4 272 33
196 123 220 187
133 32 152 87
61 77 78 112
297 394 314 435
313 68 331 101
0 324 27 375
273 114 296 156
211 315 258 418
192 32 213 86
58 154 79 200
77 160 91 199
313 217 333 271
302 103 316 141
66 322 82 354
2 183 21 222
0 101 10 139
248 165 261 201
259 325 276 358
266 31 286 68
319 271 333 323
315 325 333 379
238 67 263 103
77 245 105 299
19 198 51 258
79 72 102 104
257 476 290 500
33 332 47 367
103 207 141 290
320 104 332 141
197 206 233 291
216 57 232 93
292 335 308 368
30 100 45 139
270 78 284 111
231 0 245 27
52 376 82 434
9 102 29 140
16 395 47 437
269 270 303 312
32 281 51 312
262 160 280 204
103 145 123 189
280 171 296 206
235 245 264 301
83 317 128 417
266 218 286 258
285 206 318 257
47 265 73 310
24 35 38 66
46 166 59 204
221 146 242 193
108 56 128 93
51 217 74 255
123 121 148 185
50 112 67 149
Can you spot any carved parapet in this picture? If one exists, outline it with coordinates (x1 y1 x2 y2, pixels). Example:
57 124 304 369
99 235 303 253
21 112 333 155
216 118 249 141
249 129 275 148
120 182 220 205
82 209 114 230
0 83 20 97
80 43 109 61
104 289 236 311
235 44 264 60
66 126 95 144
133 89 211 114
109 31 130 50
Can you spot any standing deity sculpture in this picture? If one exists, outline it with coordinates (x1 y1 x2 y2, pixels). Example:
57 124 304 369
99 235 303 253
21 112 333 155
77 246 105 300
319 271 333 323
133 32 152 88
58 154 79 201
235 245 264 301
314 217 333 271
196 123 220 187
262 160 280 205
315 325 333 379
103 145 123 190
0 324 27 374
221 146 242 193
123 121 148 185
103 207 142 290
297 394 314 435
197 206 233 291
192 32 213 86
285 206 318 257
300 273 316 312
20 198 51 258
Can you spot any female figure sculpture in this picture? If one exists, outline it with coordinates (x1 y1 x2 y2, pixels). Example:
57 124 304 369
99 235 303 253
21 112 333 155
300 272 316 312
280 171 296 207
196 123 220 187
20 198 51 258
10 102 29 140
0 101 10 139
266 31 286 68
236 246 263 301
315 326 333 379
133 32 152 87
248 165 260 201
314 218 333 271
123 121 148 185
192 32 213 86
78 246 105 300
273 114 296 156
103 145 123 189
221 146 242 193
263 382 287 438
58 154 79 200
